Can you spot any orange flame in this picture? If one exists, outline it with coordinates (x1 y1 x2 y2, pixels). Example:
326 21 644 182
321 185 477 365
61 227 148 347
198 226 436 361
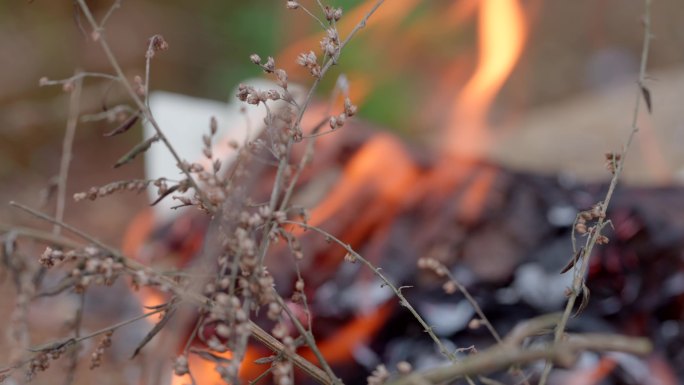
127 3 534 384
457 165 498 223
302 133 421 278
301 302 394 364
170 349 266 385
445 0 527 158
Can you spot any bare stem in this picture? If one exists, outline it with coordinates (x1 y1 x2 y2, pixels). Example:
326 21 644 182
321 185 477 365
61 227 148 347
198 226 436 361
39 72 118 86
53 72 82 235
298 3 328 30
60 292 85 385
0 224 82 250
99 0 121 29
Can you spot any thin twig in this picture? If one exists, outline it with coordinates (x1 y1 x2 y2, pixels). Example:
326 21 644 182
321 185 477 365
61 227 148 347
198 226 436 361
538 1 652 384
273 293 340 384
80 104 136 122
144 35 159 109
0 224 83 250
39 72 118 87
61 292 85 385
99 0 121 29
298 3 328 30
53 72 82 235
11 202 113 254
442 270 502 344
30 306 167 353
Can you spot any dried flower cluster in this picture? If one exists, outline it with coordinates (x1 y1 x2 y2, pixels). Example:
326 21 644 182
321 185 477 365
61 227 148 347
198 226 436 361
73 179 150 202
604 152 622 174
575 203 610 244
89 331 113 369
146 34 169 59
323 6 343 22
417 257 449 277
329 97 357 130
173 355 189 376
297 51 322 78
273 360 294 385
26 353 50 380
418 257 463 294
396 361 412 375
321 28 340 58
41 245 125 292
367 364 389 385
237 83 286 105
1 1 395 384
23 343 70 380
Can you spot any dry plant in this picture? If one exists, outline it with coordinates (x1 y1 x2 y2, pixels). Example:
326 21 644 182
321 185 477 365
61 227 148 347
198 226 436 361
0 1 656 385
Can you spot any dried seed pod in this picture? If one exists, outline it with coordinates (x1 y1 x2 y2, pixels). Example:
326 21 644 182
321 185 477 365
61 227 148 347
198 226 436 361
575 222 587 234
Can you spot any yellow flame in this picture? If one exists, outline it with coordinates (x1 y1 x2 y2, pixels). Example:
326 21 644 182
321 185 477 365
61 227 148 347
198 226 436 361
446 0 527 157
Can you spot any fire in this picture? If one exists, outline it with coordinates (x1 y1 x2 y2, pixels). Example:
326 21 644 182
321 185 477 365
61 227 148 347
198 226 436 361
170 349 264 385
456 165 498 223
445 0 527 158
124 1 533 383
307 133 420 238
300 302 394 364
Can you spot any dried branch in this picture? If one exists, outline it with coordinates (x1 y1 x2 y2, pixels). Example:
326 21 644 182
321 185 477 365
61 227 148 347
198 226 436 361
273 293 340 384
0 306 166 379
538 1 653 384
7 201 332 385
73 0 211 209
385 333 651 385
